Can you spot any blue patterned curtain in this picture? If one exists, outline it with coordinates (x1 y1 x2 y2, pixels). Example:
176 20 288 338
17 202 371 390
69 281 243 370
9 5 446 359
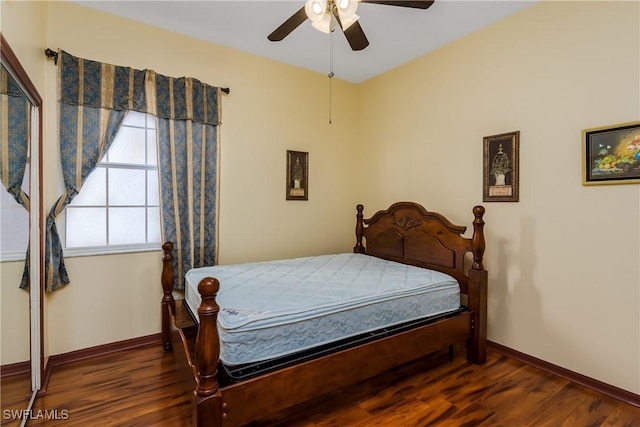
0 64 31 289
48 51 220 291
155 76 219 290
46 51 146 291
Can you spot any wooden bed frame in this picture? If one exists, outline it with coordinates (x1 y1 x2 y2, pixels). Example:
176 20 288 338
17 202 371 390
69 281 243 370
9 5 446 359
161 202 487 427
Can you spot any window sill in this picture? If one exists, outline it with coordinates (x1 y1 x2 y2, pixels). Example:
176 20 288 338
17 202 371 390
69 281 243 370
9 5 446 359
63 244 162 258
0 251 28 263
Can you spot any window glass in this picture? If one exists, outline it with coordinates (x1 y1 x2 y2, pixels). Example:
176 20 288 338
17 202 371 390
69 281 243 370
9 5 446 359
108 168 146 206
65 208 107 247
107 126 146 165
108 207 146 245
0 165 29 257
65 111 160 252
70 168 106 206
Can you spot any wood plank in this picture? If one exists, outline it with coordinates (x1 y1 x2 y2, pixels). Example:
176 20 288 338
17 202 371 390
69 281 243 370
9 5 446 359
26 343 640 427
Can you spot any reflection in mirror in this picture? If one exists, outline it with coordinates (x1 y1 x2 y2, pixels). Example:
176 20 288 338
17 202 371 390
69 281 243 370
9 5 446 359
0 33 43 425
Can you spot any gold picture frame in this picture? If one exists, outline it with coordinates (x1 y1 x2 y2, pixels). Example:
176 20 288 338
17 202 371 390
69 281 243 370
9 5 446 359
483 131 520 202
286 150 308 200
582 121 640 186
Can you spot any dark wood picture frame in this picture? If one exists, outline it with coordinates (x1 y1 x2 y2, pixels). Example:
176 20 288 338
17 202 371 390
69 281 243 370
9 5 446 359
483 131 520 202
582 121 640 186
286 150 308 200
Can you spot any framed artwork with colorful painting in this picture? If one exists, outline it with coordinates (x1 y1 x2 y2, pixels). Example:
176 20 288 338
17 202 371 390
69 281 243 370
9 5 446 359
582 121 640 185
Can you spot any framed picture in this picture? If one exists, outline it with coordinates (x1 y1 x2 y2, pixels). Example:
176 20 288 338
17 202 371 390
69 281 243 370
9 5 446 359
483 131 520 202
582 121 640 186
286 150 308 200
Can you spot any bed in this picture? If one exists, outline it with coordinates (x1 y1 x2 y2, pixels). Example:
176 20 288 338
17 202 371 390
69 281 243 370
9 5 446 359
160 201 487 427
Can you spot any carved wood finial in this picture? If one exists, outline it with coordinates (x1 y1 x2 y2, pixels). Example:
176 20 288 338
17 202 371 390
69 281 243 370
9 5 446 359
196 277 221 397
161 242 175 351
471 206 486 270
354 204 365 253
161 242 175 302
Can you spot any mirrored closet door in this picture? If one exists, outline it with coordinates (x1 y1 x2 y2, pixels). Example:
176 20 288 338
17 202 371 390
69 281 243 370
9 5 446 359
0 33 43 421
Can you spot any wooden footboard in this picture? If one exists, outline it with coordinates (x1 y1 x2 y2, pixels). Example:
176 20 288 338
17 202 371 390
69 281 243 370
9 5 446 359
161 202 488 427
162 244 223 427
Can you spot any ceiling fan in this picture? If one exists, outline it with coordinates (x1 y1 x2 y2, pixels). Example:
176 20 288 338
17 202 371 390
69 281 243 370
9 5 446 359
268 0 435 51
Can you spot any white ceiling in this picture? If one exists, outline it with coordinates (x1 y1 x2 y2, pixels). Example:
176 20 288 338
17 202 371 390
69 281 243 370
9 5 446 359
73 0 537 83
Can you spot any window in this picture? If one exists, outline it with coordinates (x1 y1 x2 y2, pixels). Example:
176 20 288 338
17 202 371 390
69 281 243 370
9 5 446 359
0 164 29 261
64 111 161 254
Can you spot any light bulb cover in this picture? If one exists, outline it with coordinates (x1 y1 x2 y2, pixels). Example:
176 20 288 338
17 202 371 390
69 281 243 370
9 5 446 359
336 0 359 30
305 0 328 23
311 13 332 33
338 0 358 16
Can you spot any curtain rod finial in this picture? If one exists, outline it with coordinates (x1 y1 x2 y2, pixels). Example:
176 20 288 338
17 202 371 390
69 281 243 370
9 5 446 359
44 48 58 65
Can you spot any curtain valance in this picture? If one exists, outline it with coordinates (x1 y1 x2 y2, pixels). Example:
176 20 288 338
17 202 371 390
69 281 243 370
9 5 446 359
58 51 220 126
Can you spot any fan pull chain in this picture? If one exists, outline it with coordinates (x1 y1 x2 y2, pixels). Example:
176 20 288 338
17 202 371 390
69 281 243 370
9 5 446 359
328 27 334 124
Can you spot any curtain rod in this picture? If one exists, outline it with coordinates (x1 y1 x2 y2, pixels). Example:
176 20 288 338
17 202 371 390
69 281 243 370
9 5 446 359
44 48 230 95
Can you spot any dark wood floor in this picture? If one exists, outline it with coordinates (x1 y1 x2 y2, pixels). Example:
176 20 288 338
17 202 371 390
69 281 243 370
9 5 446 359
1 371 32 427
19 344 640 426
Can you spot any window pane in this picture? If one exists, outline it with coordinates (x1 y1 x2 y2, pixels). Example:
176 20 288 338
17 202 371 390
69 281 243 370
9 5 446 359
0 206 28 252
109 207 145 245
70 167 106 206
107 126 146 165
123 110 147 128
147 207 161 244
146 115 156 130
66 207 106 247
22 163 30 193
0 168 29 254
147 170 159 205
0 185 17 204
109 168 146 206
147 129 157 166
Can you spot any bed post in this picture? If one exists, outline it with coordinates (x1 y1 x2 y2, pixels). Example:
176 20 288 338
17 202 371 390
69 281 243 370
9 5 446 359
353 204 366 254
194 277 224 427
467 206 487 364
161 242 176 351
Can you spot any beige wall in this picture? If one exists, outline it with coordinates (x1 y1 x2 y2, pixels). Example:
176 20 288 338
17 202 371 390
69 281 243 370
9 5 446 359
1 263 30 365
2 0 638 397
0 0 47 365
43 1 359 356
358 1 640 394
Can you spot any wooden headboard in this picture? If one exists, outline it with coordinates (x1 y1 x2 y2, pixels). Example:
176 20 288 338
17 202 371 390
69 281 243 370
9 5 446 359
353 202 486 294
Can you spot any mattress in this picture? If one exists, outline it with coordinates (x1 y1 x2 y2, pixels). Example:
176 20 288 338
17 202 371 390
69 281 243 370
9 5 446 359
185 253 460 366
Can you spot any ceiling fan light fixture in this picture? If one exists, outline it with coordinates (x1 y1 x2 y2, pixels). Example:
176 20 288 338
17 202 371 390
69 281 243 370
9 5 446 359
336 0 359 30
337 0 358 16
311 14 333 33
305 0 328 22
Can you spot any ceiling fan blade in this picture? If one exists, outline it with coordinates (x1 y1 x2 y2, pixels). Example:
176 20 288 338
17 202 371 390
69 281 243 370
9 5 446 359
268 6 308 42
342 21 369 51
332 9 369 51
360 0 435 9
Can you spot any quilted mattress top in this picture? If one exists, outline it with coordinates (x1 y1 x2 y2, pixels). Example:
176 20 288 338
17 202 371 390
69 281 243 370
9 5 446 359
185 253 459 332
